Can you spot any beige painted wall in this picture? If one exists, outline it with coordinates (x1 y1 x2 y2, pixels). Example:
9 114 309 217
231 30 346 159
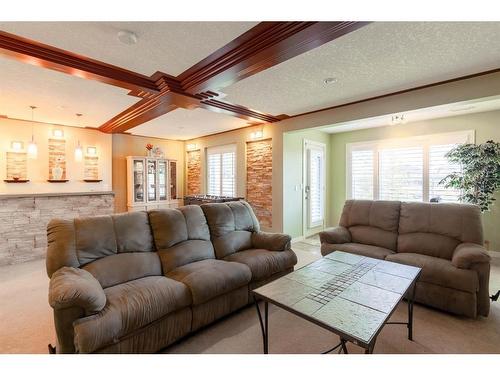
0 118 112 194
329 110 500 252
112 134 185 213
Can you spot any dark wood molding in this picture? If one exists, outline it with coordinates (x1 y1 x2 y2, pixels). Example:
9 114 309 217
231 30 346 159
178 21 370 94
0 31 160 95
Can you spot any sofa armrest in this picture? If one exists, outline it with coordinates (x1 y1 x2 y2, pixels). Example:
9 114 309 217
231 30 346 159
319 226 351 245
452 243 490 269
49 267 106 315
251 231 291 252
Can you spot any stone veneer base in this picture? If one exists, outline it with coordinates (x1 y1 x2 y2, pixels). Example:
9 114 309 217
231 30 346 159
0 192 114 266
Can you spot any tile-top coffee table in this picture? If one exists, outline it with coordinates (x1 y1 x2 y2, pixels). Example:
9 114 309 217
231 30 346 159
252 251 422 354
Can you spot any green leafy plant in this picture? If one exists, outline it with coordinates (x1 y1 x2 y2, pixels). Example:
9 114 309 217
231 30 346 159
440 140 500 212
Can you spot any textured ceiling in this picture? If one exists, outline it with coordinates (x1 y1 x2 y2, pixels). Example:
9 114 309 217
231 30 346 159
0 21 257 76
222 22 500 116
129 108 249 140
0 57 138 127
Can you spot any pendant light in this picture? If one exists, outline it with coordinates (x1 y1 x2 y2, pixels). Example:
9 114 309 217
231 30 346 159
74 113 83 162
27 106 38 159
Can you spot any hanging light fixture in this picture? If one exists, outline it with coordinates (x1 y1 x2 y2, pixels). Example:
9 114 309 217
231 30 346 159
27 106 38 159
74 113 83 162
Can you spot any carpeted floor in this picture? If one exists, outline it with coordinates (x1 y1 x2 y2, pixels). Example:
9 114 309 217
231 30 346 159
1 238 499 354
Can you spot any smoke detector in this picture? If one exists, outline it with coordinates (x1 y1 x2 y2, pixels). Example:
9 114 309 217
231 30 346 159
117 30 138 45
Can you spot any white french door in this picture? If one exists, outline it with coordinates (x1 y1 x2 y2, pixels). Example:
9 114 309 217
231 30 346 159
303 140 326 236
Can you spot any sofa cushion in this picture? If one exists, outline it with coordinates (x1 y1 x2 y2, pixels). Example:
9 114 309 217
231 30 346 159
82 252 162 289
349 225 398 251
75 216 118 266
166 259 252 305
158 239 215 273
178 205 211 241
224 249 297 281
340 200 401 232
321 243 394 259
385 253 479 293
398 202 483 245
112 211 155 253
212 231 253 259
148 209 188 249
73 276 191 353
397 232 459 260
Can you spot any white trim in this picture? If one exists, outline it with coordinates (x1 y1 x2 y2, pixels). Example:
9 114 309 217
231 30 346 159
303 139 326 236
346 130 475 202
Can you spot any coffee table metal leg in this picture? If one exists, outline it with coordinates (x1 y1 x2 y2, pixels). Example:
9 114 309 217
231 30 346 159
408 280 417 341
253 296 268 354
340 339 348 354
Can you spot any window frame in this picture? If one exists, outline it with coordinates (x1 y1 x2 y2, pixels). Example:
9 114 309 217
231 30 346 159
346 130 475 202
206 143 237 197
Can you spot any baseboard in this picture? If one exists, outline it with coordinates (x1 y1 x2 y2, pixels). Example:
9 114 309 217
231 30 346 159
291 236 305 243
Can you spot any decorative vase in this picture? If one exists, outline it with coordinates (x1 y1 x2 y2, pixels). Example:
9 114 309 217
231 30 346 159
52 165 63 180
147 149 153 157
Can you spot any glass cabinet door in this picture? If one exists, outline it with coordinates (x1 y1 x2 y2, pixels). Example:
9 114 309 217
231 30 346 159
169 160 177 200
133 159 145 203
158 160 167 201
147 159 157 202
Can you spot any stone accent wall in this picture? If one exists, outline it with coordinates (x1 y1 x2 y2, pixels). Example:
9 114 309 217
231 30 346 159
187 150 201 195
0 193 114 266
246 139 272 228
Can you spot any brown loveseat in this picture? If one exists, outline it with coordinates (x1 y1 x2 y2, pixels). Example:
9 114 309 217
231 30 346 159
46 201 297 353
320 200 491 318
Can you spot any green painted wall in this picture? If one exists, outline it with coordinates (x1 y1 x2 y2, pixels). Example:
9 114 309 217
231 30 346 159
283 129 331 239
329 109 500 252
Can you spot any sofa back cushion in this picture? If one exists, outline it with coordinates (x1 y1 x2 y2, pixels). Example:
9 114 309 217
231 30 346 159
46 211 156 279
339 200 401 250
201 201 260 258
397 202 483 259
148 205 215 272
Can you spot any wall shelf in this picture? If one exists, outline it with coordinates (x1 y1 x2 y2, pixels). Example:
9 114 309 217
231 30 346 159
83 179 102 183
47 179 69 183
4 179 30 183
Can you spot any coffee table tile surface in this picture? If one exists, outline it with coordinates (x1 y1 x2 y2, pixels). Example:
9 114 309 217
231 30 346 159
254 251 421 346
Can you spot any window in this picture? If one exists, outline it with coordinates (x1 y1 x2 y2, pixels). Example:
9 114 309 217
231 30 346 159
347 130 474 203
207 144 236 197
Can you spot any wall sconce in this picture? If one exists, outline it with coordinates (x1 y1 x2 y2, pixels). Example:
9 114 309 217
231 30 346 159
187 143 198 151
250 130 263 140
11 141 24 151
75 141 83 162
52 129 64 138
86 146 97 156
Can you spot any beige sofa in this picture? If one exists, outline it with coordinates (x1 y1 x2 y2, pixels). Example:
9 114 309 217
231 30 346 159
320 200 491 318
46 201 297 353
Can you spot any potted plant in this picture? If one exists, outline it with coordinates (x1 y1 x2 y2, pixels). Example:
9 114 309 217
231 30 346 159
440 140 500 212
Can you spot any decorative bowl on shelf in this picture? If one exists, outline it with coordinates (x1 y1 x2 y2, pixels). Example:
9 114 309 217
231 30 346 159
12 176 20 181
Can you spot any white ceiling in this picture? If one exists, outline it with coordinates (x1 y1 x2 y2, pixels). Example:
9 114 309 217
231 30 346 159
129 107 249 140
0 57 139 127
222 22 500 116
0 22 257 76
320 95 500 134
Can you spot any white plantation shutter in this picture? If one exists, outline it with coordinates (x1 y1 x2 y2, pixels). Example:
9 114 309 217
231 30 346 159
347 130 473 203
309 148 324 225
351 150 374 199
429 144 461 202
207 144 236 197
379 146 424 201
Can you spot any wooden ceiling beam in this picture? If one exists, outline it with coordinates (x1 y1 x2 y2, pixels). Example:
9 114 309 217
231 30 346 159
178 21 370 94
0 31 160 95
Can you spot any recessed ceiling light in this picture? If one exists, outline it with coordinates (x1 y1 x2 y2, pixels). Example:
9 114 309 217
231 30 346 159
323 77 338 85
117 30 138 45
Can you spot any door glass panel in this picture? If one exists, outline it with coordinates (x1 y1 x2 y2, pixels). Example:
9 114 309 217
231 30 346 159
158 161 167 201
147 160 157 202
133 159 144 203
